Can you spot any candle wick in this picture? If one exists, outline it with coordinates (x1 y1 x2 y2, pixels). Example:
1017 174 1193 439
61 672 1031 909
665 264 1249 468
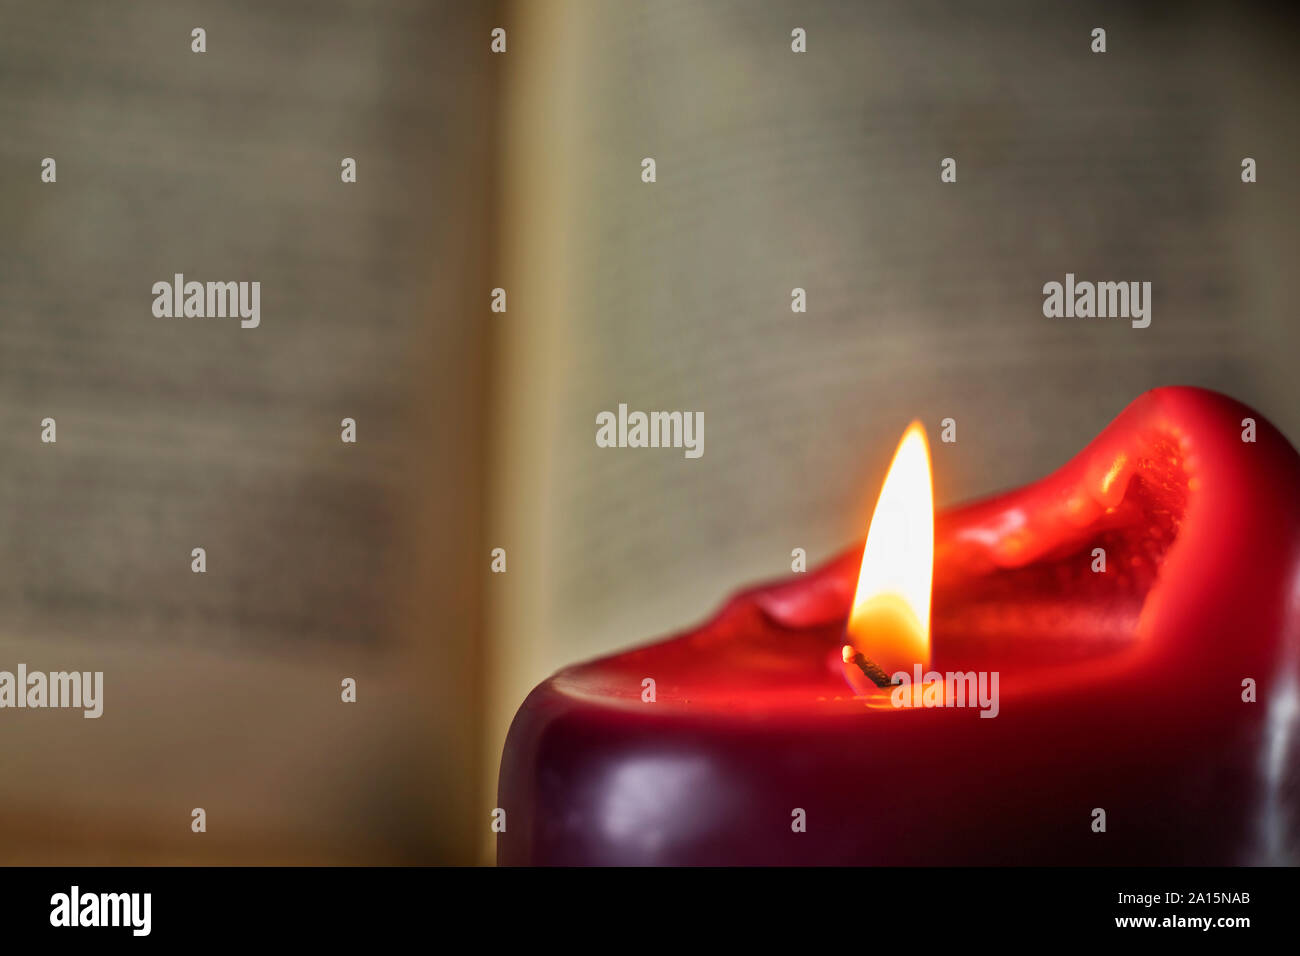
842 644 897 689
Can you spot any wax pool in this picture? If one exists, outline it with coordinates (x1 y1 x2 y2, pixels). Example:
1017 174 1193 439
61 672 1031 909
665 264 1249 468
498 387 1300 865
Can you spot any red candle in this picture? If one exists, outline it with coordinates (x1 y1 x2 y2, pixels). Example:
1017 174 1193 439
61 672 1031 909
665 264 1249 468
497 387 1300 865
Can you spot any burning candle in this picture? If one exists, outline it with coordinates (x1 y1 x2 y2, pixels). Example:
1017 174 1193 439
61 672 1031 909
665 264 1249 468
497 387 1300 865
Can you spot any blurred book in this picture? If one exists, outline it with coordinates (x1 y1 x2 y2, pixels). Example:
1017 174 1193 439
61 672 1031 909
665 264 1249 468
0 0 495 864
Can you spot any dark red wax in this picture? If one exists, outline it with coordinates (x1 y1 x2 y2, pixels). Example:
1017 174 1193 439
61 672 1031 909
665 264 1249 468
498 387 1300 864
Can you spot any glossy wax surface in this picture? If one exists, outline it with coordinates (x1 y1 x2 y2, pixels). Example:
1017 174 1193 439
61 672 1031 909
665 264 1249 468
498 388 1300 865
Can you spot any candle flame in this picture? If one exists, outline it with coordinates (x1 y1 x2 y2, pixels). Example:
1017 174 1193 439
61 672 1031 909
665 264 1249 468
847 421 934 677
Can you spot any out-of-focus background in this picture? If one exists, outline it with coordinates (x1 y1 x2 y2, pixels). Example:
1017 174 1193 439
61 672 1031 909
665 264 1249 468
0 0 495 863
1 0 1297 864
